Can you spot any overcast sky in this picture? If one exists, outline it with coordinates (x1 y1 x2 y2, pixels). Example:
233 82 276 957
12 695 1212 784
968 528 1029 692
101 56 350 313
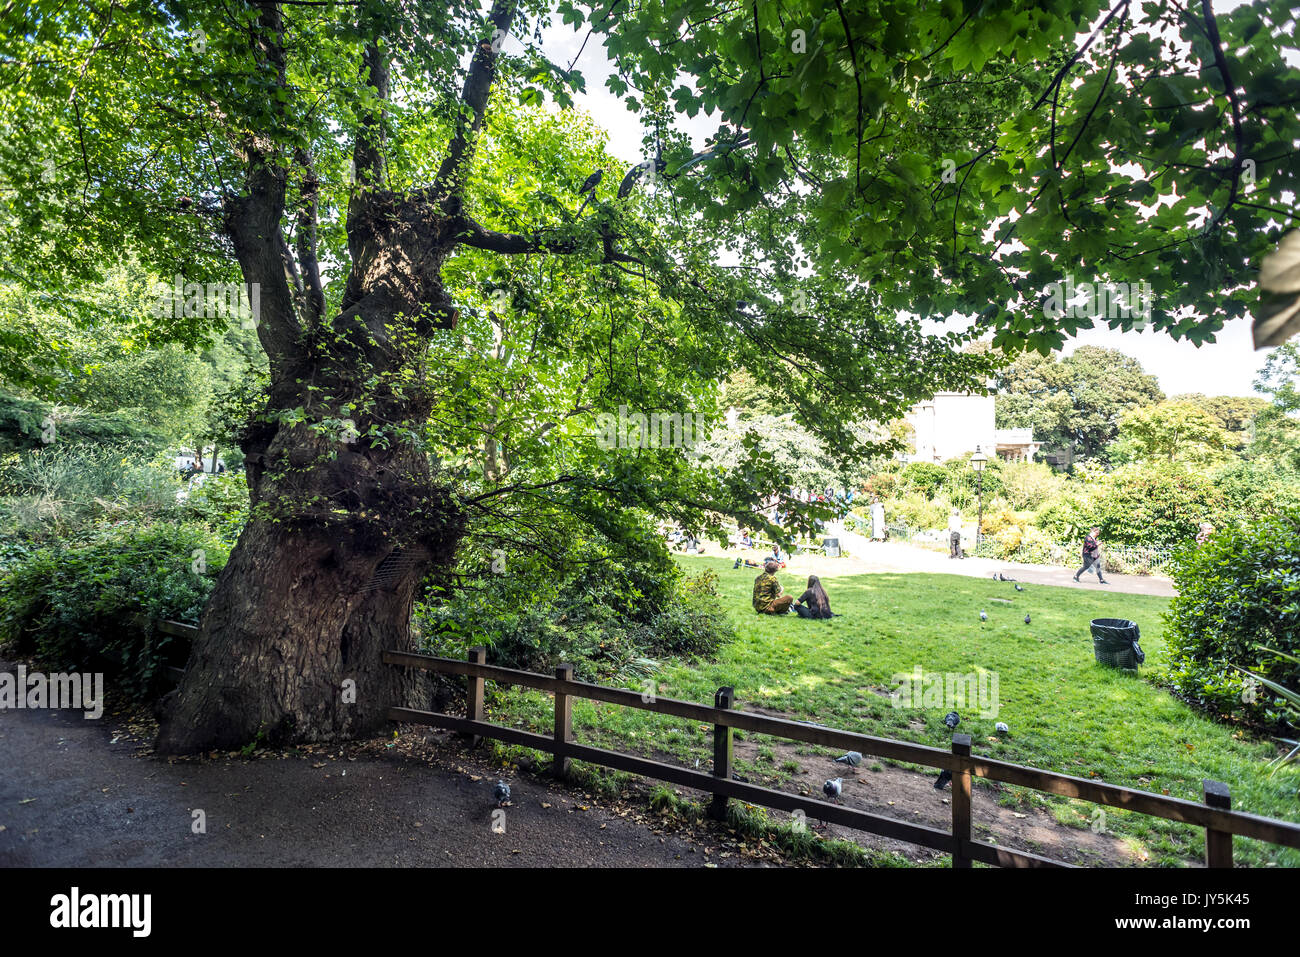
522 0 1286 399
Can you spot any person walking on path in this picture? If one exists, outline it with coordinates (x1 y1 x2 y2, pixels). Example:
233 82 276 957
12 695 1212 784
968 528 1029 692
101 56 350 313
871 498 886 541
1074 526 1109 584
948 508 963 558
752 560 794 615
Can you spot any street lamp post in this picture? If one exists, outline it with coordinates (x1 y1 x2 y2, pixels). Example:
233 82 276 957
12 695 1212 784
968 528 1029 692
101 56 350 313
970 446 988 548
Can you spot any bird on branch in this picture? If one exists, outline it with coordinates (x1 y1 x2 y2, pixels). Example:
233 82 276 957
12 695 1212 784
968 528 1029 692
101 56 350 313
617 155 667 199
576 168 603 217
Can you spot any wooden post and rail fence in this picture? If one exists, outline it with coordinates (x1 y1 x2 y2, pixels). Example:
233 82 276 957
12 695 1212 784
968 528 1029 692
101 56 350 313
139 618 1300 867
382 645 1300 868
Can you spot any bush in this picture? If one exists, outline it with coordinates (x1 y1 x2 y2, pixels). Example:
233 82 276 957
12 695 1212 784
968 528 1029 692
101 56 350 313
999 460 1067 510
863 470 899 501
0 523 228 700
0 444 181 553
0 392 165 454
1162 510 1300 728
940 455 1003 509
176 469 250 541
415 556 732 682
1213 459 1300 522
898 461 947 497
1038 461 1222 549
882 491 951 533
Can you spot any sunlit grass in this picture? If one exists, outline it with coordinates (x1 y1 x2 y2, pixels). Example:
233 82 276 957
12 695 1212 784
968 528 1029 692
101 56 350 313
484 555 1299 866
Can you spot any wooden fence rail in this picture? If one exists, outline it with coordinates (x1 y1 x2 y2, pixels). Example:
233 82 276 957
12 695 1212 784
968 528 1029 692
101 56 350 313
384 646 1300 868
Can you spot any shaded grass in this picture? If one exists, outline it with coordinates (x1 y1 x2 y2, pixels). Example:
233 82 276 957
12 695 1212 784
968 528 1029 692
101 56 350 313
484 556 1299 866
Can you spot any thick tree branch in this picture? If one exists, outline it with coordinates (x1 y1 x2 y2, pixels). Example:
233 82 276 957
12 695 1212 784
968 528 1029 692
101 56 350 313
429 0 518 208
353 37 389 188
293 147 326 324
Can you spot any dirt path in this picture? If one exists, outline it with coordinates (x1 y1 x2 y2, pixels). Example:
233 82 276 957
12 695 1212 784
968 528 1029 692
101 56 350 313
0 697 750 868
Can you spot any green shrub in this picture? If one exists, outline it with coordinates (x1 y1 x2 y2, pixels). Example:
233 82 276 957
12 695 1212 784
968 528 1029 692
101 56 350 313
0 444 181 552
176 469 249 541
884 491 951 532
0 392 165 454
1162 510 1300 728
898 461 948 497
0 523 228 700
1213 459 1300 522
415 558 732 682
1036 461 1222 549
999 460 1067 510
940 455 1003 509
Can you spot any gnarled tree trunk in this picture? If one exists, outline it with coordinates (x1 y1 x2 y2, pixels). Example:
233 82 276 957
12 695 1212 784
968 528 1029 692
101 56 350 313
155 417 465 753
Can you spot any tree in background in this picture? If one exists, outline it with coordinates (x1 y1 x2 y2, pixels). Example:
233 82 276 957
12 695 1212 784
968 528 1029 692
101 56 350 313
996 346 1164 465
1 263 264 447
1172 393 1271 450
1110 400 1233 467
1251 342 1300 472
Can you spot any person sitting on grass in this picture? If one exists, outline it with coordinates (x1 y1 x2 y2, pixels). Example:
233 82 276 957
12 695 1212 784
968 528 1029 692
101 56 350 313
752 560 794 615
768 542 787 567
793 574 834 619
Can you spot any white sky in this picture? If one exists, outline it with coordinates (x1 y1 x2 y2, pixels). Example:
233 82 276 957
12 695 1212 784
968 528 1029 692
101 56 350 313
525 0 1288 399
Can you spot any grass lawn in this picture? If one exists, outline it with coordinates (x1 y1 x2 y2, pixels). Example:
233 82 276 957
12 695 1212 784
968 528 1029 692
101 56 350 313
484 555 1299 866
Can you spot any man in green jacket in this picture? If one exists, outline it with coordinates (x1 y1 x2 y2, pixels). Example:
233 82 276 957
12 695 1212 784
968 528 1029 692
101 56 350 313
753 560 794 614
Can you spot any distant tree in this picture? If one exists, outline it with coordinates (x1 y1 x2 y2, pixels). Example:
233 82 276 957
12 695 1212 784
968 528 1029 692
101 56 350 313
1111 400 1234 466
1171 393 1271 449
721 369 793 419
1251 343 1300 471
996 346 1164 464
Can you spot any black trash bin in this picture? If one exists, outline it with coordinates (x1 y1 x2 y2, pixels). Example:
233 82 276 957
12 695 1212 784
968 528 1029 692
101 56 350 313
1091 618 1145 669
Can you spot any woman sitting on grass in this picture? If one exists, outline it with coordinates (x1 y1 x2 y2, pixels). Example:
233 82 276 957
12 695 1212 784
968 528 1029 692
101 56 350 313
793 575 834 619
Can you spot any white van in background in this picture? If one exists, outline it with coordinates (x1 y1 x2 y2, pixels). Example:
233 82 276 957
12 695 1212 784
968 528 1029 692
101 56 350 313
174 446 228 502
173 446 227 475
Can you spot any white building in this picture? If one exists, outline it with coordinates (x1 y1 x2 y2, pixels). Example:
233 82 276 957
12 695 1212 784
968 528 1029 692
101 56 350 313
903 393 1039 463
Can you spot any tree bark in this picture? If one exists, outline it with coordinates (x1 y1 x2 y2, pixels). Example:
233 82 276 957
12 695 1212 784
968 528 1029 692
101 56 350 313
156 423 464 753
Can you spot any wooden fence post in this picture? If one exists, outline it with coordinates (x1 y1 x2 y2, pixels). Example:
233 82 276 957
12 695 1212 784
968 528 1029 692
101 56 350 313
463 646 486 745
554 664 573 779
708 686 735 821
951 733 972 868
1203 779 1233 868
